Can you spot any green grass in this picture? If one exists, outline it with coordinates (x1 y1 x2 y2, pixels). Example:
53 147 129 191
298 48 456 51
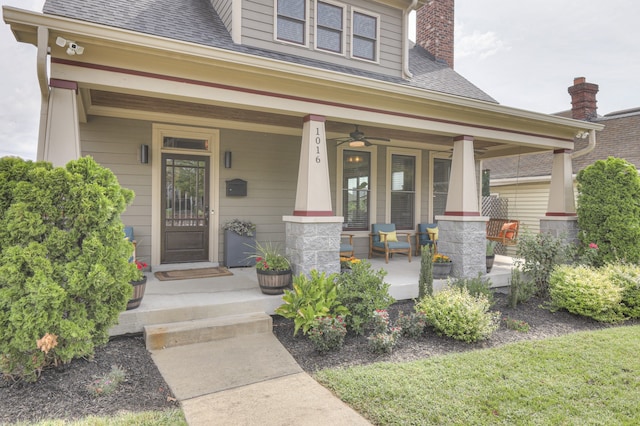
316 326 640 425
13 409 186 426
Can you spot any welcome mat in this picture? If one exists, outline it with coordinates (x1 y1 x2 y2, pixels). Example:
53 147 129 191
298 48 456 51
154 267 234 281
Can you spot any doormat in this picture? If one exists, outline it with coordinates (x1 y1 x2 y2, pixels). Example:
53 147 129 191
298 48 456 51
154 267 234 281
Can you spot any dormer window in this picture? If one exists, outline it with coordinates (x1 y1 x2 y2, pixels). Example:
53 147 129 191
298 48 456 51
316 1 345 54
351 9 379 62
276 0 307 45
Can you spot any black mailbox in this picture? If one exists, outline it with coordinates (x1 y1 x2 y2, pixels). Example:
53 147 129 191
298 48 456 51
226 179 247 196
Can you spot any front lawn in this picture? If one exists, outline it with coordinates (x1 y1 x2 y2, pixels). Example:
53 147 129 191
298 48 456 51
316 325 640 425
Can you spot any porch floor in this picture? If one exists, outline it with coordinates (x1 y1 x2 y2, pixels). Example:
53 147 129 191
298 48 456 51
110 255 515 336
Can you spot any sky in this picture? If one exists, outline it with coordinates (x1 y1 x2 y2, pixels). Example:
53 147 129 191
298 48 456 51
1 0 639 160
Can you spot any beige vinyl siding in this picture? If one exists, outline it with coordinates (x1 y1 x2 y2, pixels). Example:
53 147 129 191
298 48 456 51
217 129 300 262
211 0 234 33
79 116 153 261
241 0 403 78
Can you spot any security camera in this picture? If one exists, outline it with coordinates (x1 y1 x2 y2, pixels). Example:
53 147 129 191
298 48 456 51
69 42 78 50
55 36 84 55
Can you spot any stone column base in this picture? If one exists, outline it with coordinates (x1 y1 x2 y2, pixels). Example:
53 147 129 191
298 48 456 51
435 215 488 278
283 216 343 276
540 216 579 246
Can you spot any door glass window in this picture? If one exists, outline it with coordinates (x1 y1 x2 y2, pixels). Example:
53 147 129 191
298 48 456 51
163 137 208 151
164 158 207 227
342 150 370 231
390 154 415 229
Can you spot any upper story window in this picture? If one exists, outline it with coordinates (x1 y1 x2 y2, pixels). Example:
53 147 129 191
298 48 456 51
316 1 345 54
351 9 378 62
276 0 307 45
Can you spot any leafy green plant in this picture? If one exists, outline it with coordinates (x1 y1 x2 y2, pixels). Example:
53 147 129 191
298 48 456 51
548 265 625 323
502 317 530 332
604 263 640 318
507 268 535 308
336 259 395 335
396 311 427 338
275 270 349 336
418 244 434 299
577 157 640 266
370 309 390 334
515 231 575 297
416 286 500 343
0 157 135 382
450 273 494 305
308 316 347 353
221 218 256 236
486 240 496 256
252 241 290 271
87 365 126 397
367 327 401 354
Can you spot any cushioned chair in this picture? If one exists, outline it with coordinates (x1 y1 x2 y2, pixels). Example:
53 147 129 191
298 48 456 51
415 223 438 255
124 226 137 262
369 224 412 263
340 233 355 257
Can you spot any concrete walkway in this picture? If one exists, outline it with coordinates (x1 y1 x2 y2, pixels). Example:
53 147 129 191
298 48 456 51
151 332 372 425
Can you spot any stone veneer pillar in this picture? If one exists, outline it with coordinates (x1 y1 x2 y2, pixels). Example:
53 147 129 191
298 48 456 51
539 217 579 246
435 217 486 278
283 218 343 276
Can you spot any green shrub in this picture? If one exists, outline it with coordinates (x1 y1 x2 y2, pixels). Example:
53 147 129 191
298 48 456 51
396 311 427 338
275 270 349 336
87 365 126 397
515 231 574 297
450 273 494 305
602 263 640 318
508 268 536 308
336 259 394 335
415 287 500 343
308 316 347 353
418 244 434 299
577 157 640 266
0 157 135 382
367 327 401 354
548 265 625 323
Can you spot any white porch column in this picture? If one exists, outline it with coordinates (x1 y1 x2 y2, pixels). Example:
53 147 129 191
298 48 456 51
436 135 486 278
284 115 342 276
40 79 81 166
541 148 579 244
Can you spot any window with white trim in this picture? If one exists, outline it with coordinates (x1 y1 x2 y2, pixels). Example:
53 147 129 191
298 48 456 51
315 1 345 54
351 10 378 61
276 0 307 45
390 154 416 230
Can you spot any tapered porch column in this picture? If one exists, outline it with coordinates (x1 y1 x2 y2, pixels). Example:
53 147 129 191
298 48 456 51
436 136 486 278
39 79 81 166
540 148 579 243
284 115 342 276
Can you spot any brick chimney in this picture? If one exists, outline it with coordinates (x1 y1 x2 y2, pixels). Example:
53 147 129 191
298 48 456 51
416 0 455 68
568 77 599 121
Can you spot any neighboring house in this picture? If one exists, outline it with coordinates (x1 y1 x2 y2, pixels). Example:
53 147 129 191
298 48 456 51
3 0 600 277
484 77 640 243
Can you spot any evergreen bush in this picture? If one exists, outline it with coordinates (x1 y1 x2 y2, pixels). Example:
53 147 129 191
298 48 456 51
576 157 640 266
418 244 434 299
0 157 136 381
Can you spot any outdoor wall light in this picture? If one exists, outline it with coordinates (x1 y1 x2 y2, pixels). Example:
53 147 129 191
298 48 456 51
140 144 149 164
224 151 232 168
55 36 84 56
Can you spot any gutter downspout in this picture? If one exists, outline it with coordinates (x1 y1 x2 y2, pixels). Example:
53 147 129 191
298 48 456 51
571 129 597 159
36 26 50 161
402 0 418 80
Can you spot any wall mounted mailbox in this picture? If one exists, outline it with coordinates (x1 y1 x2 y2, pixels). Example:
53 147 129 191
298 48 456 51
226 179 247 196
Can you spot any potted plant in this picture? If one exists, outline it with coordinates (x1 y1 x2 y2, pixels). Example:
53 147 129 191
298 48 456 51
432 253 452 279
222 219 256 267
339 256 360 273
486 240 497 273
127 259 148 310
253 241 292 295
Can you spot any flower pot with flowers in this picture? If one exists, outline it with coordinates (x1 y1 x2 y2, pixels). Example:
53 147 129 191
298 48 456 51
253 241 292 295
222 219 256 267
339 256 361 273
128 259 148 310
432 253 452 279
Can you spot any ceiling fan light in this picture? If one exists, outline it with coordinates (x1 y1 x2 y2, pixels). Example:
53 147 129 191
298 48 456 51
349 140 366 148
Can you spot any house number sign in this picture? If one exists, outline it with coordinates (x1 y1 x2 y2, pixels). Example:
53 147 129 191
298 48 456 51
314 126 324 164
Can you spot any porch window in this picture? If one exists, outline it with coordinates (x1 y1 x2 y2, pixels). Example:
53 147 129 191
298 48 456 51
342 150 370 231
276 0 307 45
433 157 451 218
351 10 378 61
316 1 344 54
163 137 208 151
390 154 415 229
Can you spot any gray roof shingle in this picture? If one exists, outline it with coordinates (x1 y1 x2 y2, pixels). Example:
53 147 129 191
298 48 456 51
42 0 497 103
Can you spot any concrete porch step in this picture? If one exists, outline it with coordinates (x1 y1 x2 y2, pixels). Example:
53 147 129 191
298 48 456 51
144 312 273 350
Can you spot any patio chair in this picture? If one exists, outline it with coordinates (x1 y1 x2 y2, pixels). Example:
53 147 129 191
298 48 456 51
340 233 355 257
369 223 412 263
124 226 137 262
415 223 438 255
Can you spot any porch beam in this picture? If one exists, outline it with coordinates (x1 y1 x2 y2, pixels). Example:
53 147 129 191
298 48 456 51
546 148 576 216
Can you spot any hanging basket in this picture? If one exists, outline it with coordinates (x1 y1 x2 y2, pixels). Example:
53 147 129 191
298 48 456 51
256 269 292 295
127 275 147 310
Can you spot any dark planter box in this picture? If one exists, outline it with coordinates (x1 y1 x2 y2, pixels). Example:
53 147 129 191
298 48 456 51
224 229 256 267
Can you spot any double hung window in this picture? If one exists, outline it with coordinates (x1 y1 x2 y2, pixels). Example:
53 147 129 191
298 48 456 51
276 0 307 45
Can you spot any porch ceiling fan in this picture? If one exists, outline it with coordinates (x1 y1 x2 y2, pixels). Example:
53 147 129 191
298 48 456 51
331 125 390 147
